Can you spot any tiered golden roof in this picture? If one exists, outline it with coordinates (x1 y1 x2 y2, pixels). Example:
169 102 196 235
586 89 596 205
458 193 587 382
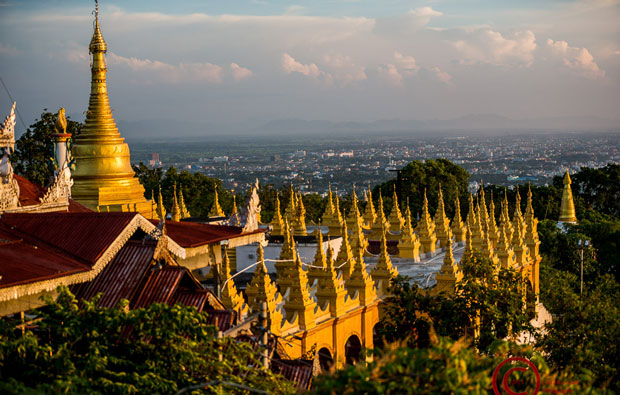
220 250 249 317
388 186 405 233
524 186 541 261
294 192 307 235
307 229 329 287
362 188 377 228
559 170 578 223
245 244 284 334
270 194 284 236
344 221 376 306
178 184 191 219
316 245 352 317
369 193 388 240
284 254 318 330
156 186 166 221
71 10 155 217
487 193 499 248
336 221 355 280
170 183 181 222
321 186 342 236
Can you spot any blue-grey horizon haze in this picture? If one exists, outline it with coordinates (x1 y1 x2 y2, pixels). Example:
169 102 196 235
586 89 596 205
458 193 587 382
0 0 619 136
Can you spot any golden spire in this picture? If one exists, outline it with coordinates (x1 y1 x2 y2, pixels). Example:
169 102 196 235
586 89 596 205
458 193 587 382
434 185 452 248
451 191 467 242
344 236 376 306
345 187 362 231
559 169 577 223
363 188 377 228
415 189 437 254
487 192 499 248
245 244 283 334
209 189 224 217
270 193 284 236
283 253 317 330
178 184 191 219
334 188 343 224
156 185 166 221
435 228 460 295
294 191 307 235
369 193 388 240
326 185 335 216
170 183 181 222
440 228 456 275
388 185 405 232
398 204 421 261
71 4 155 216
371 225 398 294
349 200 368 259
220 249 249 317
275 222 296 294
499 188 514 243
307 228 328 287
336 220 355 280
524 185 541 261
322 186 342 236
316 244 350 317
284 185 297 226
496 224 515 268
229 195 241 226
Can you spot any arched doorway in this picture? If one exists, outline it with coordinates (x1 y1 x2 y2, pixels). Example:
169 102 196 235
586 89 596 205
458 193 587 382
317 347 333 373
344 335 362 365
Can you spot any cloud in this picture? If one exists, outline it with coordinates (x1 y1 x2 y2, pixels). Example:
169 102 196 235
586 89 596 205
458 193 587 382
230 63 253 81
453 29 537 67
377 64 402 86
408 7 443 27
107 53 224 83
547 38 605 78
0 42 20 56
281 53 322 78
394 51 419 76
322 54 367 85
375 6 443 35
431 66 452 84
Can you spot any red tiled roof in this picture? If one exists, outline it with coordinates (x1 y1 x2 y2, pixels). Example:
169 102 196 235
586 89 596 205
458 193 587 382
72 240 155 308
14 174 45 206
0 226 90 289
150 219 265 248
1 212 137 265
132 266 185 308
67 199 93 213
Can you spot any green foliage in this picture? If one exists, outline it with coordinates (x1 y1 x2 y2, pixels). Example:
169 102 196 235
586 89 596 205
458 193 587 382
311 338 596 394
538 269 620 391
378 253 533 352
11 110 82 186
373 159 470 220
0 287 294 394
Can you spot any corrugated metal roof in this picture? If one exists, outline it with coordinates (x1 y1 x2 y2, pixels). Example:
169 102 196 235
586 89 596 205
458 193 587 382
150 219 264 248
271 359 314 390
204 309 237 332
170 288 208 311
72 240 155 308
0 225 90 289
1 212 137 265
131 266 184 308
67 199 93 213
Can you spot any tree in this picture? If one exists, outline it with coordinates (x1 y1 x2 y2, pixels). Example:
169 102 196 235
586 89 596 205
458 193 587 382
373 159 470 221
11 110 82 186
378 253 533 352
311 338 594 394
0 287 294 394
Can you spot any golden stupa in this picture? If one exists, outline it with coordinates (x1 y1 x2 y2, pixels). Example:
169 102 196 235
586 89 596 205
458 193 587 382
558 169 577 223
71 6 155 218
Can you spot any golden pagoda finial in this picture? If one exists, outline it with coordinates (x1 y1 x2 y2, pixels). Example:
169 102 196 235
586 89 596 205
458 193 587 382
363 187 376 227
371 225 398 294
283 253 317 330
245 244 283 334
178 184 191 219
398 204 421 261
170 183 181 222
388 185 405 232
451 190 467 242
559 169 577 223
524 185 541 261
496 224 515 268
294 191 307 235
336 220 355 280
317 244 350 317
434 184 452 248
415 189 437 254
499 188 514 243
327 184 335 215
220 249 249 317
463 226 474 258
344 235 376 306
275 222 296 295
270 193 284 236
156 185 166 220
479 182 490 233
307 227 328 287
346 187 362 231
334 188 343 224
209 189 224 217
369 193 388 240
435 228 459 295
487 192 499 248
71 3 155 217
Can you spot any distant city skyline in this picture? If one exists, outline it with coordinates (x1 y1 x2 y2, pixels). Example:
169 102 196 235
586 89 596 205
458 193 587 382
1 0 619 134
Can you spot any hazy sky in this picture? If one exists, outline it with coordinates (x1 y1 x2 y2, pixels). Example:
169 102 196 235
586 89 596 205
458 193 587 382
1 0 619 130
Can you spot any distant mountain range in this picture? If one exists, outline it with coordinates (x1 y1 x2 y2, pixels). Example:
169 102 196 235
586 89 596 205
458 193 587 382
108 114 619 140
